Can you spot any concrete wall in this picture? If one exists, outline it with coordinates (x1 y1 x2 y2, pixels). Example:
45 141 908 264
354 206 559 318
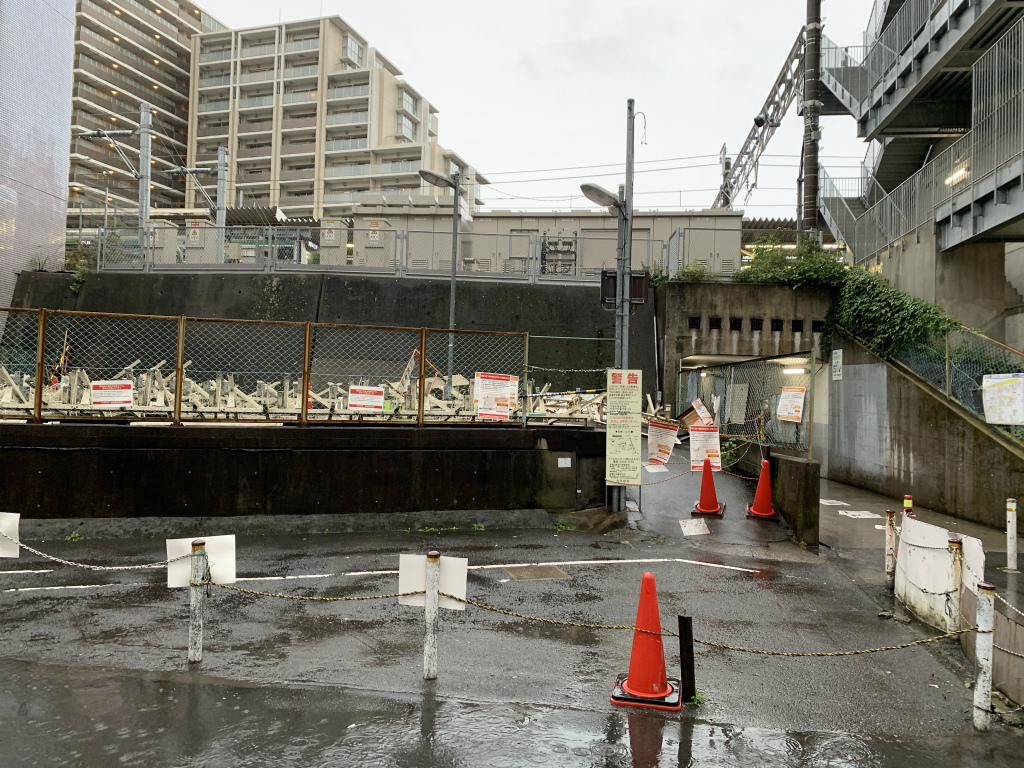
0 424 605 519
10 271 656 397
828 331 1024 529
656 280 833 411
735 448 820 546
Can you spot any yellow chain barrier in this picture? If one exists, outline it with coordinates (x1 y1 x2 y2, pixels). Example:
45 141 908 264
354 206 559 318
200 581 424 602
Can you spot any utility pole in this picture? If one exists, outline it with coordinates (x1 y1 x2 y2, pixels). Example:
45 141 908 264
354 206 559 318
802 0 822 235
623 98 635 374
138 102 152 233
216 146 228 263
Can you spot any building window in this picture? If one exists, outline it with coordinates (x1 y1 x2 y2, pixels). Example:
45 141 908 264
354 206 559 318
345 37 364 66
397 114 417 141
400 90 418 114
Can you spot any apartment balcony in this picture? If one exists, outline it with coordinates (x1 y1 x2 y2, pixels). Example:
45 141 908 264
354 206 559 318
75 26 179 90
283 90 317 105
325 137 368 152
239 69 276 84
199 49 232 63
236 171 271 184
325 164 370 178
283 65 319 81
278 195 315 207
373 160 421 175
381 189 413 205
323 191 364 204
280 142 316 156
326 111 368 127
240 43 277 59
326 84 370 101
74 60 187 120
196 123 230 138
280 168 315 181
238 95 275 110
281 116 317 131
198 100 230 113
237 120 273 135
77 0 190 72
284 38 319 53
237 145 273 159
197 74 231 89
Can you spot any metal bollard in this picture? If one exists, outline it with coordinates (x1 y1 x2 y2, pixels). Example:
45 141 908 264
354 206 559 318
423 550 440 681
973 582 995 732
948 538 963 633
677 616 696 703
188 539 208 664
885 510 896 591
1005 499 1018 573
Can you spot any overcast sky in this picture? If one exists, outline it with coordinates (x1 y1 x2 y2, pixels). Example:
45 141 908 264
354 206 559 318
199 0 875 219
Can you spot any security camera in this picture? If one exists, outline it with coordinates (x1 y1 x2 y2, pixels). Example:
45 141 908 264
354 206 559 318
753 115 767 128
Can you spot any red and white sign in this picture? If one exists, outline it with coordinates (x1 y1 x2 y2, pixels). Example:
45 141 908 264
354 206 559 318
475 372 514 421
91 380 134 409
691 398 714 425
348 386 385 412
689 425 722 471
776 387 806 423
647 420 679 465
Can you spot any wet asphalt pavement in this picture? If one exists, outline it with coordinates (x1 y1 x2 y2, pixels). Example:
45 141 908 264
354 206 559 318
2 463 1023 766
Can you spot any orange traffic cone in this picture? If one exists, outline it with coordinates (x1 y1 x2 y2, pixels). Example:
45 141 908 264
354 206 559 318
692 458 725 517
611 573 682 711
746 460 779 521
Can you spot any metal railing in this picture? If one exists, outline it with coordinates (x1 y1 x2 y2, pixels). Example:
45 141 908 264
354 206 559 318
0 308 527 426
90 226 668 283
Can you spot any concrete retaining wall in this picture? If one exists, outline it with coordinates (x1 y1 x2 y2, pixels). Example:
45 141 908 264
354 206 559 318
735 448 820 546
0 424 605 519
11 271 654 397
828 331 1024 528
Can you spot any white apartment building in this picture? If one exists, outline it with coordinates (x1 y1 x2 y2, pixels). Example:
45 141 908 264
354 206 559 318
68 0 225 213
187 16 487 221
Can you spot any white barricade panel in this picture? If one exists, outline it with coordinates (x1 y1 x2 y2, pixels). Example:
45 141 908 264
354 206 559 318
895 517 954 630
166 535 236 588
398 554 468 611
0 512 19 558
961 534 985 593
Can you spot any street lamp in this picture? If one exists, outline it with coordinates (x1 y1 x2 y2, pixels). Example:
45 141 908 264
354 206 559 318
419 167 462 399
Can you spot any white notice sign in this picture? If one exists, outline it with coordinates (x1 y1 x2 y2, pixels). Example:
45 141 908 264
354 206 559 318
606 369 642 486
166 535 236 588
831 349 843 381
724 383 749 425
689 425 722 471
776 387 806 423
475 372 514 421
647 420 679 465
91 380 134 409
398 554 468 611
691 398 714 426
349 386 385 412
0 512 20 558
982 374 1024 425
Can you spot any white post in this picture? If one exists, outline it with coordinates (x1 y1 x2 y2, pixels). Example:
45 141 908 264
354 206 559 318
216 146 228 264
885 509 896 590
423 549 440 680
948 538 963 633
1007 498 1018 573
973 581 995 732
188 539 208 663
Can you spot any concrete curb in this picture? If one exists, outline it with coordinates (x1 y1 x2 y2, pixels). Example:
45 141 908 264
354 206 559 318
19 508 555 541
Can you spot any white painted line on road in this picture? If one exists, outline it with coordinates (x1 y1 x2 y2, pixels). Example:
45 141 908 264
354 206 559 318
0 569 54 575
235 574 332 583
344 557 759 577
4 583 122 593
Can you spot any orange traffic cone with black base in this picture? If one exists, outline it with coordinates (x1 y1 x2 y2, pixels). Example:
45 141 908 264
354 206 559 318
746 460 779 520
692 458 725 517
611 572 682 711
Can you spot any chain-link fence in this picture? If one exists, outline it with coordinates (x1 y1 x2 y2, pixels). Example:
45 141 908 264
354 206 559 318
0 308 530 425
682 353 814 451
525 335 614 393
894 328 1024 444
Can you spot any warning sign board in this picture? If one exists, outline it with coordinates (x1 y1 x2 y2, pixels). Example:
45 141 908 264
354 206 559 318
349 386 385 412
689 425 722 471
91 380 133 409
776 387 806 423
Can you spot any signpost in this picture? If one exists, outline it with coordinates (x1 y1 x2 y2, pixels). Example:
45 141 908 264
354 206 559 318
607 369 642 486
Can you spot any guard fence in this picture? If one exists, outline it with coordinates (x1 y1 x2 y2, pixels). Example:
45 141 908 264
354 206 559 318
89 225 668 283
681 352 815 453
892 327 1024 447
0 307 531 425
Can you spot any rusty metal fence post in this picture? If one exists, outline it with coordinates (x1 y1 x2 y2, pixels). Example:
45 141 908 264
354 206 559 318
33 309 46 423
173 316 186 426
417 327 427 427
522 332 529 427
945 330 952 398
300 322 312 426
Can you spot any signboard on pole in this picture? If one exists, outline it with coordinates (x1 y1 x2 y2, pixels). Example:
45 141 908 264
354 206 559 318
368 220 380 242
982 373 1024 425
475 372 514 421
323 220 337 244
647 420 679 465
831 349 843 381
776 387 806 423
91 380 134 409
349 386 385 412
0 512 20 558
689 425 722 471
166 534 236 588
398 554 468 611
607 369 642 486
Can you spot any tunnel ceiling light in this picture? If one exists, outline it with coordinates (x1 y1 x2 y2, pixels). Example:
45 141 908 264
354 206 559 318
783 368 805 375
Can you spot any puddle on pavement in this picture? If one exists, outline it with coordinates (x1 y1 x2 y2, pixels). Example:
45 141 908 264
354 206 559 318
1 659 1019 768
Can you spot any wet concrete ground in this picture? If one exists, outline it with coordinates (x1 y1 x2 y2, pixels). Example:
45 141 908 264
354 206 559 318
2 462 1023 766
